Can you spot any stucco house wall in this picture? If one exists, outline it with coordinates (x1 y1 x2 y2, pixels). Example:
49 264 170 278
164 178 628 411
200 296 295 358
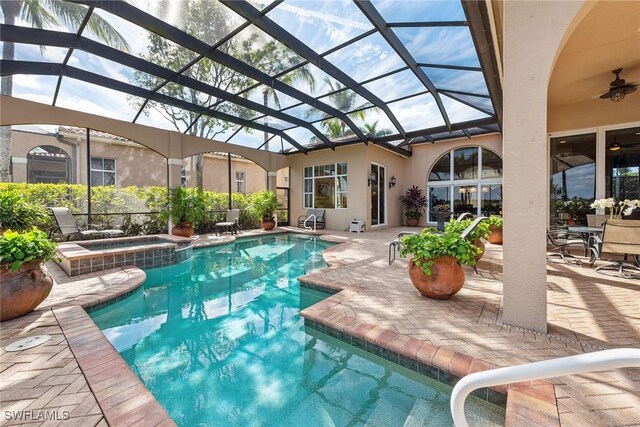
10 127 278 193
288 133 502 231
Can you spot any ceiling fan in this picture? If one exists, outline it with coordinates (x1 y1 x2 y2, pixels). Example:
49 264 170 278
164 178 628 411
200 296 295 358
599 68 637 102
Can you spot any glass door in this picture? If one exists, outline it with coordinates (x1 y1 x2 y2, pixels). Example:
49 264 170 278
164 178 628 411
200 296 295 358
370 163 386 226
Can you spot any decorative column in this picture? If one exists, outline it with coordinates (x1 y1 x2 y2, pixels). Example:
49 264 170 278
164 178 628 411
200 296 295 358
502 0 584 332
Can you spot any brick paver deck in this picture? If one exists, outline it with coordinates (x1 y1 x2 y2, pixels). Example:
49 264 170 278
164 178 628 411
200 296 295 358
299 227 640 426
1 228 639 426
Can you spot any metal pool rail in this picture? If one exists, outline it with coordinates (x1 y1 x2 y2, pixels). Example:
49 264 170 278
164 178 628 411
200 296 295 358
450 348 640 427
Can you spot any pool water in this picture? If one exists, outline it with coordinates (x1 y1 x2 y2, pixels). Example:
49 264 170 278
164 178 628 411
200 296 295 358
90 234 504 426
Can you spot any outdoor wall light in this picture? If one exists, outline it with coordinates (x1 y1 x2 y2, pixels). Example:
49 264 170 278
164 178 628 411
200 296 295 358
389 175 396 188
367 172 376 186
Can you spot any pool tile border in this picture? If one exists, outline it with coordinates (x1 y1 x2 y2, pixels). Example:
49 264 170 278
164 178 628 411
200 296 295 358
53 305 176 427
298 242 561 427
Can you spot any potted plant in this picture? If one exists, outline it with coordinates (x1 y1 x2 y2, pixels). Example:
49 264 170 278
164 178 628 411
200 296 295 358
247 190 279 231
1 229 57 321
486 216 503 244
445 218 491 260
399 185 427 226
399 228 479 299
163 187 206 238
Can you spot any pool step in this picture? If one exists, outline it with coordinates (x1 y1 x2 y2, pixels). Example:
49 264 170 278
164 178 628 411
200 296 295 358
403 398 430 427
364 399 406 427
281 394 336 427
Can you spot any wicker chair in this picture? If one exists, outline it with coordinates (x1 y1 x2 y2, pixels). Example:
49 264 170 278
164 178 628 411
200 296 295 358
589 219 640 277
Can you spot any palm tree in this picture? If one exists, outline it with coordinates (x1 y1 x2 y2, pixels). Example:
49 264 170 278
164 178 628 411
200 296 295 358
308 79 368 139
362 120 392 137
0 1 128 181
259 61 315 152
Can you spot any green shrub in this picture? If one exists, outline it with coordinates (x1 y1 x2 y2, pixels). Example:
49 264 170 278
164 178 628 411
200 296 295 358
0 229 58 272
486 215 503 229
0 189 49 232
444 218 490 242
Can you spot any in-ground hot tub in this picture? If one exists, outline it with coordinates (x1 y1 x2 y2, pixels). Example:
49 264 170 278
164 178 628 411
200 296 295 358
55 235 193 277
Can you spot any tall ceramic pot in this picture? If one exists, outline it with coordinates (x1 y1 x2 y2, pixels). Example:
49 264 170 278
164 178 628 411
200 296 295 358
488 225 503 244
1 259 54 321
406 217 419 227
408 256 465 300
261 217 276 231
172 222 194 238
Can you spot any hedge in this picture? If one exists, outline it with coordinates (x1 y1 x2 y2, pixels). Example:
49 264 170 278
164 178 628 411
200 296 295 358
0 183 256 236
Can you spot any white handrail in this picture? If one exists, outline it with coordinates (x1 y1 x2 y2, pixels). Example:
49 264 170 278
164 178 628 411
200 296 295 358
451 348 640 427
304 214 316 232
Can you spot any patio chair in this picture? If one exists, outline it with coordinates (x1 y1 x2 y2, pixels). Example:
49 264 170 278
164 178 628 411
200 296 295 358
48 207 124 241
297 209 325 230
546 229 585 265
215 209 240 235
589 219 640 277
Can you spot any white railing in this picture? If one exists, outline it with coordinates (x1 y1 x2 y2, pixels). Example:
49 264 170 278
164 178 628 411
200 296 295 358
304 214 317 232
451 348 640 427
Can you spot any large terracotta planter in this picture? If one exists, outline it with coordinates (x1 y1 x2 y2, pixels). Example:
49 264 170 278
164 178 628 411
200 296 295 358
172 222 194 238
406 217 419 227
488 225 503 244
1 259 53 321
261 218 276 231
408 256 465 300
473 239 486 261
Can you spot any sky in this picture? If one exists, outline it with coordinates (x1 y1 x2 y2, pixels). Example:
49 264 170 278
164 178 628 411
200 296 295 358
3 0 492 151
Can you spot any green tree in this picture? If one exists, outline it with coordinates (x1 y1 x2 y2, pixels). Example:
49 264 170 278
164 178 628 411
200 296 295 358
133 0 258 189
0 1 128 182
308 79 368 140
362 120 392 137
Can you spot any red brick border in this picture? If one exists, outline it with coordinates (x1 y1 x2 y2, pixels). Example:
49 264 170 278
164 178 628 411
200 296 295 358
54 306 176 427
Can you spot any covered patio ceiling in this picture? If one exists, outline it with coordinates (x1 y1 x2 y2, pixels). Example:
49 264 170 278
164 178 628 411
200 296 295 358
1 0 501 155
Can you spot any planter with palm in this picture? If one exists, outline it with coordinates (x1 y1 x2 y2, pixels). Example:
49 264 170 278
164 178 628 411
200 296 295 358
0 1 128 182
247 190 280 231
163 188 207 238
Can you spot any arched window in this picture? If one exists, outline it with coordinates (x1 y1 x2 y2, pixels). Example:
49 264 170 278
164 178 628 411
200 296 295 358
426 147 502 222
27 145 72 184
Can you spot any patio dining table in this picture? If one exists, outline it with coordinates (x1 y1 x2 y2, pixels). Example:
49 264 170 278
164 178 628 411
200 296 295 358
568 226 603 257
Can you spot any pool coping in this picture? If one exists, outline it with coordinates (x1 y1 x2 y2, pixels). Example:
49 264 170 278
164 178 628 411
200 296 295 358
49 230 558 426
297 241 561 427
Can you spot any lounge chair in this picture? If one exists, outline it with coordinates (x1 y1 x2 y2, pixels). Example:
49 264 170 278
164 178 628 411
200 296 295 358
297 209 325 230
215 209 240 235
546 229 585 265
49 207 124 240
589 219 640 277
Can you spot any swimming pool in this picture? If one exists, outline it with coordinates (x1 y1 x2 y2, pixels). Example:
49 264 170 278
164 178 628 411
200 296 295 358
90 234 504 426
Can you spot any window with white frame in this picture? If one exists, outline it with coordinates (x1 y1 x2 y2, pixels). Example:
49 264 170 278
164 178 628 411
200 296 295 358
181 166 187 187
303 163 347 209
90 157 116 186
427 147 502 221
235 171 246 193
